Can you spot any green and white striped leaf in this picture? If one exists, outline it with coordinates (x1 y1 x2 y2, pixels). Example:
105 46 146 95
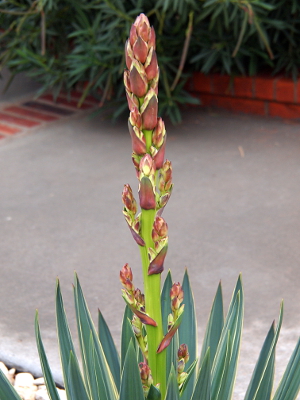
244 322 275 400
191 348 211 400
121 306 135 369
245 302 283 400
119 340 144 400
147 385 162 400
178 269 197 400
67 351 90 400
211 275 244 400
98 310 121 389
179 358 198 396
273 337 300 400
165 366 180 400
56 279 81 400
200 282 224 365
161 270 173 335
73 274 118 400
35 311 61 400
0 366 22 400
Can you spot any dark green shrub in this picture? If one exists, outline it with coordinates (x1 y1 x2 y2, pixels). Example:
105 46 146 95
1 0 299 123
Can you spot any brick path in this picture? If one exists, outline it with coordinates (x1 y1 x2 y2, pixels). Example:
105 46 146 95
0 92 99 141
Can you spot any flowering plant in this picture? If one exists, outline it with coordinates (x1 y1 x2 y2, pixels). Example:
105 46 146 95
1 13 300 400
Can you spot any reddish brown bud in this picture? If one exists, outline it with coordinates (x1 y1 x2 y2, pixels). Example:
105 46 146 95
178 344 189 364
152 216 168 242
153 139 166 170
140 89 158 130
145 49 158 81
159 160 172 192
130 64 148 98
122 184 137 214
139 361 153 394
129 107 142 129
148 244 168 275
137 21 149 42
133 36 148 64
152 118 165 148
128 122 146 155
134 288 145 306
170 282 184 304
139 176 156 210
120 263 133 282
120 264 134 291
129 24 137 47
126 91 139 111
134 14 151 42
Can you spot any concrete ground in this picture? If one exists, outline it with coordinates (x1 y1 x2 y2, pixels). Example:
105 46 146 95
0 101 300 398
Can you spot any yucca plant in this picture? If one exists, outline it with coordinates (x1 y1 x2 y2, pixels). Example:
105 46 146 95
1 13 300 400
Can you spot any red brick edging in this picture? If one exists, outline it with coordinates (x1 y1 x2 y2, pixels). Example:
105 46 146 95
0 92 99 141
188 73 300 119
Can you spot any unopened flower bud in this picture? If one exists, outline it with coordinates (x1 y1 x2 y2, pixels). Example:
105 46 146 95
129 62 148 98
140 89 158 130
139 362 153 387
152 216 168 243
126 91 139 111
170 283 184 313
170 282 184 302
122 184 137 214
129 107 142 129
178 344 189 364
129 24 138 47
139 154 155 177
159 160 172 192
133 36 148 64
134 288 145 306
152 118 165 148
120 263 134 290
128 121 146 155
145 48 158 81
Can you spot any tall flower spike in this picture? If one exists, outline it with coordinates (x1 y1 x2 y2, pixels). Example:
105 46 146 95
123 14 168 395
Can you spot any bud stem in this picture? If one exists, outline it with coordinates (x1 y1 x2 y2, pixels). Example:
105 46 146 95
143 129 153 152
139 208 166 397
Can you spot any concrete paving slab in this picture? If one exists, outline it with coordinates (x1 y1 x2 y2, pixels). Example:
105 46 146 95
0 107 300 398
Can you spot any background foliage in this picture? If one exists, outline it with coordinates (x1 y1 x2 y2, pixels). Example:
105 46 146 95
1 0 299 123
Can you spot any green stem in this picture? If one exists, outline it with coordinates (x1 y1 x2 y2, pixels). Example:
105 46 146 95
139 208 166 398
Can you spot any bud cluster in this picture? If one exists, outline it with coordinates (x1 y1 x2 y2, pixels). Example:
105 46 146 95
157 282 185 354
124 13 170 219
177 344 189 387
170 283 184 318
120 264 144 310
122 184 145 247
168 283 184 329
120 264 157 327
146 215 169 275
139 362 154 397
